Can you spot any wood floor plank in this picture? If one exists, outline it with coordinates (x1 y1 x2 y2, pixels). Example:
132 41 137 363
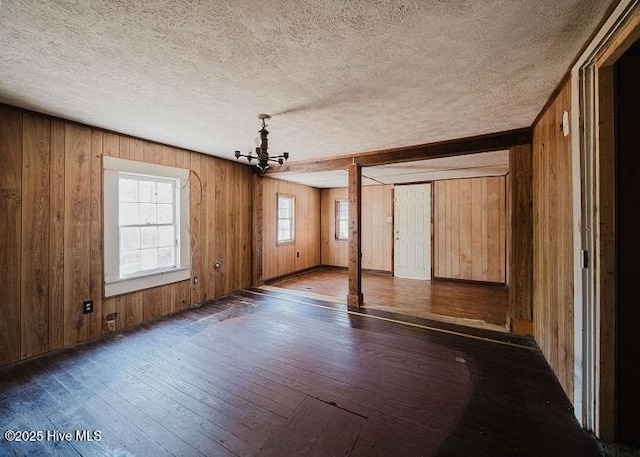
0 291 599 457
257 396 364 457
271 268 508 327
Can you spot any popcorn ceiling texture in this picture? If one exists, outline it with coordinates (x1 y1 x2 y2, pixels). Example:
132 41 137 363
0 0 611 162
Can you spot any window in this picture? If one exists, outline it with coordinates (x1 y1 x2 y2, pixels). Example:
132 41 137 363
277 194 295 244
103 156 190 297
336 199 349 240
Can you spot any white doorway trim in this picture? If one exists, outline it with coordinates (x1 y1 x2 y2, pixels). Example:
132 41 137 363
570 0 638 434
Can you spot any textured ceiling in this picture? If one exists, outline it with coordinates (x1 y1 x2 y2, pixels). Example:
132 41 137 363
1 0 611 172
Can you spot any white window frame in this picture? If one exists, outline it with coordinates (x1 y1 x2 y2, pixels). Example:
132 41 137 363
103 156 191 297
276 194 295 245
335 199 349 241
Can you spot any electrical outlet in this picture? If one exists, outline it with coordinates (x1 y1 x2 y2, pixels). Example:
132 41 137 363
83 300 94 314
296 252 300 258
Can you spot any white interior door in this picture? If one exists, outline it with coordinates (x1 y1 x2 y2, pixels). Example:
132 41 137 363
394 183 431 280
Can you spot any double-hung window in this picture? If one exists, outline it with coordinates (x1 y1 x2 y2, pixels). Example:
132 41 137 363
335 199 349 240
277 194 295 244
103 157 190 297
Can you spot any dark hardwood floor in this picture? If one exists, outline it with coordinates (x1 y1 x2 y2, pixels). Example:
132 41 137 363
0 291 597 456
271 268 509 330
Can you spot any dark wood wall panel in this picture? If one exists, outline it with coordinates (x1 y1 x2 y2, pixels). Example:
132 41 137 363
509 144 533 324
0 106 23 365
433 176 506 283
0 105 253 367
320 185 393 272
49 120 66 352
20 113 50 358
260 177 321 281
63 123 92 347
532 80 574 401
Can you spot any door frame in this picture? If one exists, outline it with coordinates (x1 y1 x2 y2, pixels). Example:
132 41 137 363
571 0 639 438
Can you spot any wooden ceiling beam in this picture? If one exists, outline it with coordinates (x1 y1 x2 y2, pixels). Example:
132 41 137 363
265 127 532 174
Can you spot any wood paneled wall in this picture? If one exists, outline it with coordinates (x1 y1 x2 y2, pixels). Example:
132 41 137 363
509 144 534 324
0 105 253 367
320 185 393 272
259 177 321 281
433 176 506 283
532 80 574 401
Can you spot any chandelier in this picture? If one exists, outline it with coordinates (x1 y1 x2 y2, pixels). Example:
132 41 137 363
234 114 289 173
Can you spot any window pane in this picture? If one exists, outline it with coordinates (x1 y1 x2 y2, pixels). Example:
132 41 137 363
339 202 349 219
120 227 140 251
139 180 156 203
158 226 174 247
119 178 139 202
140 226 158 249
278 207 290 219
156 182 173 203
158 247 175 268
120 250 140 276
140 248 158 271
119 202 139 225
157 204 173 224
279 197 290 209
278 229 290 242
279 219 291 231
140 203 157 224
339 220 349 239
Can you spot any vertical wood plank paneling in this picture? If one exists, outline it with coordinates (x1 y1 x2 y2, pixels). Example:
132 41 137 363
320 188 348 267
486 177 502 281
203 155 216 300
261 177 321 280
481 179 489 279
0 105 254 367
437 183 447 277
433 176 506 283
21 113 51 358
459 179 472 279
320 185 392 272
509 144 533 324
89 130 103 338
532 79 574 401
361 188 372 268
450 180 460 278
253 175 263 284
101 133 119 332
190 152 203 305
49 120 65 350
445 180 452 278
214 159 227 296
0 107 22 365
63 123 92 346
123 292 143 328
471 178 484 280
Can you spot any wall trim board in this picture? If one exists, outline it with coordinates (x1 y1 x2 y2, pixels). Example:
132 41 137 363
263 266 324 285
432 277 508 288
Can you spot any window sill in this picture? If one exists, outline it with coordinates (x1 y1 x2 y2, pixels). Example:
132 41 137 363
276 240 295 247
104 267 191 298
